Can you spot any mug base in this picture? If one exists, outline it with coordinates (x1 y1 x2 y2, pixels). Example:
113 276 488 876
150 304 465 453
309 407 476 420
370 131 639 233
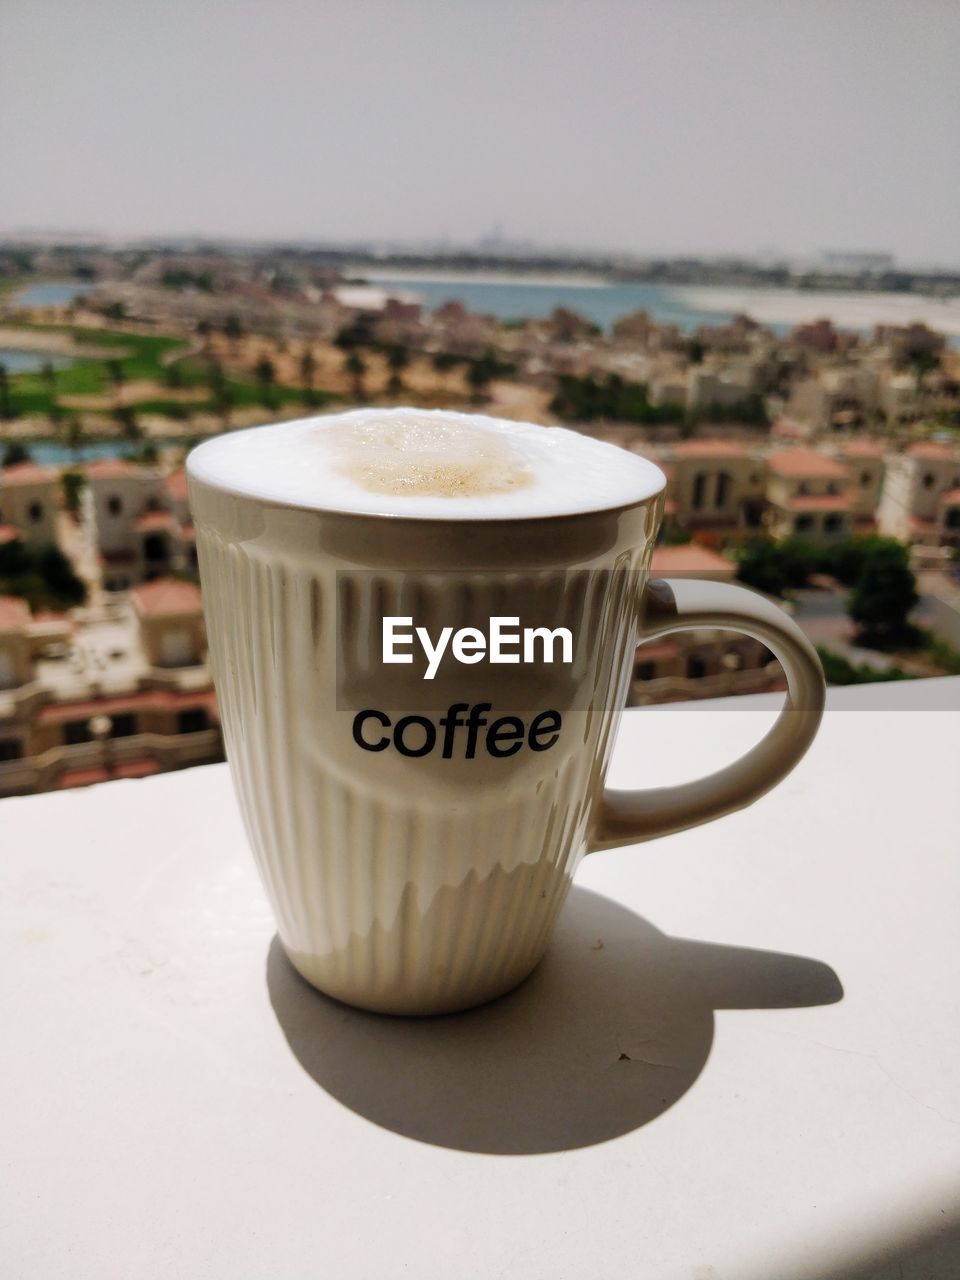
279 942 545 1017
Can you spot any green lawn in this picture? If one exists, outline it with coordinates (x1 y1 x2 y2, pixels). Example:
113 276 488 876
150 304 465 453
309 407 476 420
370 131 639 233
1 323 333 420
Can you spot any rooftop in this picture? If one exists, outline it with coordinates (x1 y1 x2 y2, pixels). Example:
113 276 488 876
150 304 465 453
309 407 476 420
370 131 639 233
131 578 203 618
165 468 189 501
0 595 31 631
831 439 887 457
650 544 736 576
670 439 749 458
2 679 958 1278
0 462 58 487
83 458 142 479
133 511 177 533
907 442 957 461
767 448 849 480
783 493 853 512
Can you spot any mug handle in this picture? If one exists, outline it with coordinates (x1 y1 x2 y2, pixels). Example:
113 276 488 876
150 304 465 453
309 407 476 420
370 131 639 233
590 577 826 851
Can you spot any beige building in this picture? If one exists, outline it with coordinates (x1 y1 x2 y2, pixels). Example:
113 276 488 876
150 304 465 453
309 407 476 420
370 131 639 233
0 463 60 547
630 546 784 704
652 440 766 538
824 439 887 531
766 449 853 541
877 442 960 547
0 580 221 797
85 459 194 590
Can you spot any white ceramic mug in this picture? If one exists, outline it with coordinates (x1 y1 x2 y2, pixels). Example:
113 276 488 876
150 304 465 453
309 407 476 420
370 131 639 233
189 418 824 1015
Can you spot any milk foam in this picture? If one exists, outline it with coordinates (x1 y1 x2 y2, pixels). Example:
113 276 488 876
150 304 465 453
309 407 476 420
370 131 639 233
187 409 665 518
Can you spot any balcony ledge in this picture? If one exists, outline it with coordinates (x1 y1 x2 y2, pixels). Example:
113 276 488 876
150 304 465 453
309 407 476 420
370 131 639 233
2 679 959 1279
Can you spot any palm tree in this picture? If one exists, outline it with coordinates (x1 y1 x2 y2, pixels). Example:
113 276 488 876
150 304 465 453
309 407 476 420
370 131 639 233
66 416 84 459
385 344 409 395
254 354 276 407
223 314 244 353
467 354 496 404
345 350 368 401
107 359 126 407
300 345 317 389
207 359 232 429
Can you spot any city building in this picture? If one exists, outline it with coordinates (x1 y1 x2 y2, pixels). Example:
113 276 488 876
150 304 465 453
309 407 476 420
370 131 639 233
877 442 960 547
85 459 194 590
0 580 221 797
0 463 60 547
824 439 887 532
652 440 766 538
630 545 784 704
765 448 853 541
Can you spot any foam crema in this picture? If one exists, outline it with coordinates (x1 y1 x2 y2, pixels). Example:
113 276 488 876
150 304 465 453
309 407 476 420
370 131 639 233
187 408 665 519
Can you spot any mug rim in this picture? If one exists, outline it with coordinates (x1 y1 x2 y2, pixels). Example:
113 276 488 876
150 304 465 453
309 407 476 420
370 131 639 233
186 412 667 526
187 465 666 526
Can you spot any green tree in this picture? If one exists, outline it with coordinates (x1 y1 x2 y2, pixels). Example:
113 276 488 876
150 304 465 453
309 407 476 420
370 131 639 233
36 544 86 606
107 359 126 409
0 363 9 420
385 344 409 394
736 538 790 596
2 442 32 468
345 350 367 401
848 542 919 643
113 405 141 440
41 361 57 392
164 362 185 390
432 352 460 374
223 314 245 349
300 345 317 389
254 355 277 407
467 352 499 404
207 359 232 427
65 417 84 458
61 470 87 518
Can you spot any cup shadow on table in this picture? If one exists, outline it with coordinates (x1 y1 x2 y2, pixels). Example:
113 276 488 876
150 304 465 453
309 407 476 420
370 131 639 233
266 886 842 1155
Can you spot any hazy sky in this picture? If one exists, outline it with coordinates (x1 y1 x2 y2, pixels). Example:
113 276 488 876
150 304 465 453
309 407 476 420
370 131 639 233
2 0 958 264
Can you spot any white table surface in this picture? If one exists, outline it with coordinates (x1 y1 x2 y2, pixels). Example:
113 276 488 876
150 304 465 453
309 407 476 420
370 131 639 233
3 681 959 1280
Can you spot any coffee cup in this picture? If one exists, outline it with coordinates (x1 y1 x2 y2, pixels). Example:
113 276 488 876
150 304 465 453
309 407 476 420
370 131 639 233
188 409 824 1015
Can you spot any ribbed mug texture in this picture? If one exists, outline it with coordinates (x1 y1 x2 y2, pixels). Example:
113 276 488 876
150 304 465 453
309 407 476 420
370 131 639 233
191 482 661 1013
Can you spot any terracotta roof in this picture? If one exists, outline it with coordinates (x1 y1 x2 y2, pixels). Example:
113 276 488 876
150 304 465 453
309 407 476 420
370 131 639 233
907 442 956 461
0 595 32 631
634 639 680 663
650 545 736 576
37 688 216 725
57 759 162 789
767 449 848 480
84 458 140 479
784 494 852 512
833 440 886 457
165 468 188 501
58 766 109 789
131 578 203 618
133 511 176 533
672 439 748 458
0 523 21 545
0 462 58 487
939 488 960 505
